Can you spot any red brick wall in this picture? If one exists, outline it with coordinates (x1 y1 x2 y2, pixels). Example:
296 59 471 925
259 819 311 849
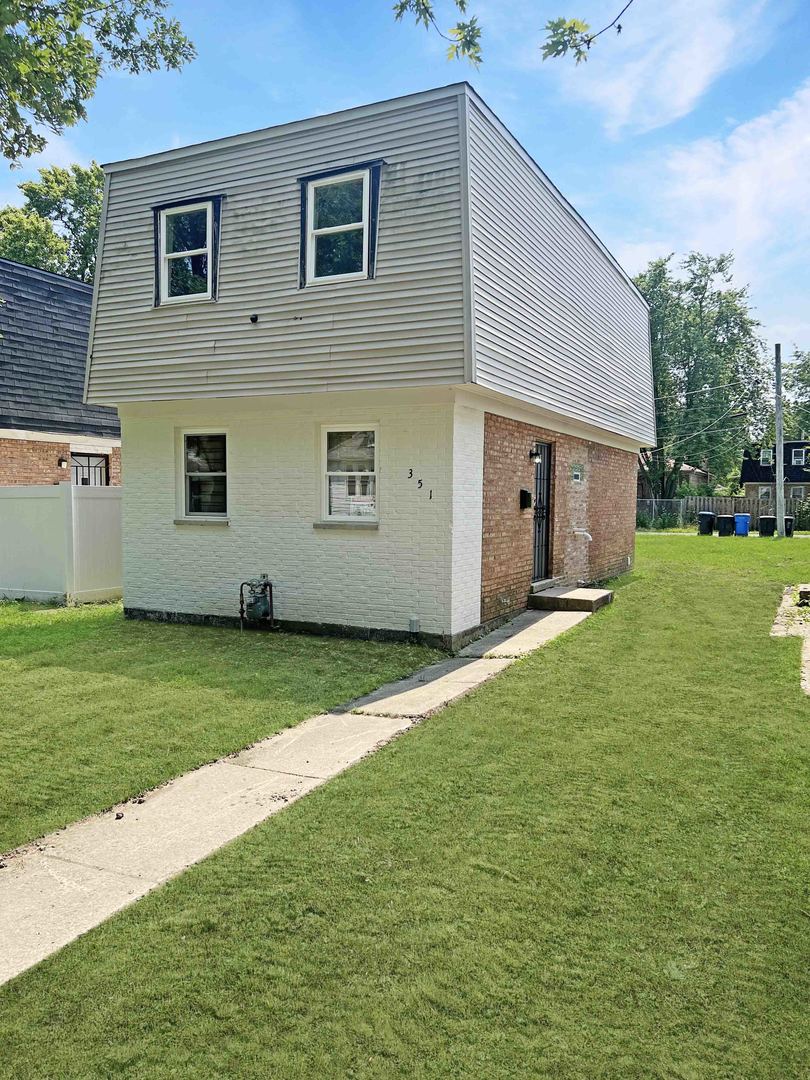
0 439 122 486
109 446 122 485
481 413 636 622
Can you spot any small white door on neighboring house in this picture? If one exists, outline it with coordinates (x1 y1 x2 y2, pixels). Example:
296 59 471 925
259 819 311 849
71 453 110 486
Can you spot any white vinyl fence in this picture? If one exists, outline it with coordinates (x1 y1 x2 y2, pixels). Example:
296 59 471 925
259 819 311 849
0 484 122 603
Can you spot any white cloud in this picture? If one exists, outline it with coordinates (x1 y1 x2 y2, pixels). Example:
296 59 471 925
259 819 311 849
615 78 810 347
488 0 778 134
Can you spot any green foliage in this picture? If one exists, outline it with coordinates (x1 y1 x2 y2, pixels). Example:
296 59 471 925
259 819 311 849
18 161 103 281
0 1 195 165
674 481 715 498
784 349 810 439
393 1 631 65
541 17 593 62
635 253 769 499
0 204 69 273
394 0 481 62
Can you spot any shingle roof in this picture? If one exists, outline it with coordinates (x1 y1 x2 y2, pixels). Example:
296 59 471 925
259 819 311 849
740 442 810 484
0 258 119 438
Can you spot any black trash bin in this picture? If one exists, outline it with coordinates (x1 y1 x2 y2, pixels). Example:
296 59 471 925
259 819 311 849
785 515 795 537
717 514 734 537
697 511 715 535
759 515 776 537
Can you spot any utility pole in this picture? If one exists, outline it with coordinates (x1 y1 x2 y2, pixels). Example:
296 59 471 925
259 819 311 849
775 343 785 538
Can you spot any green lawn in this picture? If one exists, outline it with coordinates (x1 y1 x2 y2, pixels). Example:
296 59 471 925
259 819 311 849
1 537 808 1078
0 602 440 852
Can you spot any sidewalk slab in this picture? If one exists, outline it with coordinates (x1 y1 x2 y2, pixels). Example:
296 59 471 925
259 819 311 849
39 761 321 882
459 610 590 658
231 712 414 778
350 657 513 718
0 854 152 986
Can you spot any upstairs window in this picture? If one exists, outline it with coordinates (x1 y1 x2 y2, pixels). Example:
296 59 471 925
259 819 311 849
792 448 805 466
154 197 222 305
323 427 377 520
184 433 227 516
760 448 773 466
300 162 383 287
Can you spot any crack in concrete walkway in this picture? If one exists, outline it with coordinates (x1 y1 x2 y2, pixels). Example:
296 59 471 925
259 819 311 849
0 608 591 986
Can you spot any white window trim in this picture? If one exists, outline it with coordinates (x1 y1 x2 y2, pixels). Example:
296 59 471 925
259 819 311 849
791 486 805 500
178 430 228 520
306 170 370 286
758 486 772 501
760 448 773 465
792 448 805 466
159 201 213 305
321 424 378 522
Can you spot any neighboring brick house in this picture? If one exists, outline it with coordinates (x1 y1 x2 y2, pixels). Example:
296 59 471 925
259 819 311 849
0 258 120 486
85 84 655 648
740 442 810 503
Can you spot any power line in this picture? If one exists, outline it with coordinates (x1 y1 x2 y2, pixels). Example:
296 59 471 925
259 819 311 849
654 378 746 403
649 393 748 453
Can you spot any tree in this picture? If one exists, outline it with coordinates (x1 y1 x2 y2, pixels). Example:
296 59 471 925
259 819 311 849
18 162 104 281
785 350 810 439
0 206 69 274
394 0 633 65
1 1 195 166
0 161 103 281
635 253 769 498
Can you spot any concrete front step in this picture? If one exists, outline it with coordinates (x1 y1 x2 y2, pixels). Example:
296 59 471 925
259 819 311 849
529 586 613 613
529 576 564 594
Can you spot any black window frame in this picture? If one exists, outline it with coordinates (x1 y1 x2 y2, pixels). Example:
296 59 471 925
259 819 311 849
70 453 110 487
298 160 384 288
153 194 224 307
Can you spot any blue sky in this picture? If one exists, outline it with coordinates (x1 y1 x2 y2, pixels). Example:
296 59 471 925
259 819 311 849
4 0 809 349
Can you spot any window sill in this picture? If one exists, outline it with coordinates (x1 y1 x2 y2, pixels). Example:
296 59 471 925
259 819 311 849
174 517 230 526
155 299 217 310
313 520 379 530
302 274 371 289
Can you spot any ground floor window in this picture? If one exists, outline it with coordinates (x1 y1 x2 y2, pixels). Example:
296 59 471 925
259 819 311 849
791 486 805 500
71 454 109 486
184 433 227 516
323 427 377 519
758 486 772 501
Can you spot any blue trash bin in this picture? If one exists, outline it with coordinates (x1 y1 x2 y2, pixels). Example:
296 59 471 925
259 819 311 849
734 513 751 536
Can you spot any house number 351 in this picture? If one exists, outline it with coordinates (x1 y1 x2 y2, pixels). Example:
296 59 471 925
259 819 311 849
407 468 433 500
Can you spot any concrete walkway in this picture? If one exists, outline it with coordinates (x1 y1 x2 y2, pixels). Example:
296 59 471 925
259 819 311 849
0 607 593 986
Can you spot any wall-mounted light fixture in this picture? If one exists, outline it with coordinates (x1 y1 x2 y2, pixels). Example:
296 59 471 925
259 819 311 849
529 442 543 464
58 457 68 469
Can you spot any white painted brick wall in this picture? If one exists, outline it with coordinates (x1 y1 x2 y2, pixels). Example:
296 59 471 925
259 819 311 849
120 393 457 636
450 403 483 634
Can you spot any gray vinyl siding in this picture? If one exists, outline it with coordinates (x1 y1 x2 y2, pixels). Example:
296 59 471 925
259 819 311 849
466 97 656 447
86 90 466 404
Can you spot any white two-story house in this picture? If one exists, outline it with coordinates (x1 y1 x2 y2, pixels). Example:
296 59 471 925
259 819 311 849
85 83 655 649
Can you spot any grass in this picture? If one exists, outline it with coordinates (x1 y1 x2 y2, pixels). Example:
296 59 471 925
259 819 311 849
1 536 808 1078
0 602 440 852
